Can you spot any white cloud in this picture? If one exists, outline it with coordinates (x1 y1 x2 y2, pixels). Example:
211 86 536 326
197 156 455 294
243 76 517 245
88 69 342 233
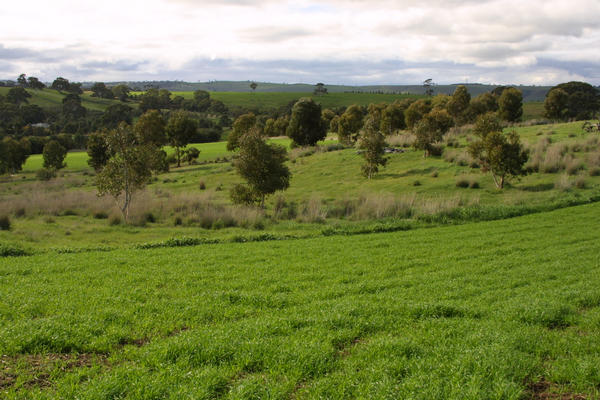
0 0 599 84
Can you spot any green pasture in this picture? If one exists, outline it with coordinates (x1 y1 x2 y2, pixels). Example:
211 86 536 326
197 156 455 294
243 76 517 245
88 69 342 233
0 88 126 112
1 203 599 398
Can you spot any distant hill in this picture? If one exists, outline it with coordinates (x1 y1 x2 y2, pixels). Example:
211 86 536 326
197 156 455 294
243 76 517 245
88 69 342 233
96 80 553 102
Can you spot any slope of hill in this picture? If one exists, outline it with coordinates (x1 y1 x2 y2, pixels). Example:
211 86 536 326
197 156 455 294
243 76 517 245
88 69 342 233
0 87 126 112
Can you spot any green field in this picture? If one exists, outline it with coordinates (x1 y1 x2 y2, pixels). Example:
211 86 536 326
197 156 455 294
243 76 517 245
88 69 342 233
1 202 599 399
0 88 126 112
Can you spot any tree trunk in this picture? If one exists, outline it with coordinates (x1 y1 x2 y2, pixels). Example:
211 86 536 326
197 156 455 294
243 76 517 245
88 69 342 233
176 147 181 168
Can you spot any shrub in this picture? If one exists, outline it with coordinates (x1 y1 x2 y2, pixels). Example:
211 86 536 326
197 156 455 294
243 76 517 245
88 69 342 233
0 215 11 231
469 181 480 189
589 167 600 177
230 184 259 205
541 144 567 173
14 208 26 218
0 244 27 257
431 171 439 178
143 212 156 223
429 143 444 157
564 156 584 175
456 179 470 188
199 180 206 190
575 177 586 189
36 168 56 181
93 211 108 219
108 214 122 226
174 216 183 226
554 174 572 192
413 180 422 186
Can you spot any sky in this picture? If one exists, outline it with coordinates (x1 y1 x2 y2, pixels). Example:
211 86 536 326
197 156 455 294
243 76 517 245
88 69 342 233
1 0 600 86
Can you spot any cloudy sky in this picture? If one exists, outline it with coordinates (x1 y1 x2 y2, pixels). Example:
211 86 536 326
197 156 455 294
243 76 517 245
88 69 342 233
1 0 599 85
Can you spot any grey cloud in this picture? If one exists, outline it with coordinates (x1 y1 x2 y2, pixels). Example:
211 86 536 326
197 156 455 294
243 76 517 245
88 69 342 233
238 27 315 42
81 60 149 72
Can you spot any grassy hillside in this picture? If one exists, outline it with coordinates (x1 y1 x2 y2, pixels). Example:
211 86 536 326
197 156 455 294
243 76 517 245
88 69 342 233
1 119 596 252
0 87 126 112
1 203 599 398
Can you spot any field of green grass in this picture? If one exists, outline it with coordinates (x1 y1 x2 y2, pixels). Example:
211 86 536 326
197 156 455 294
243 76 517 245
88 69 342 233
0 87 127 112
1 202 599 398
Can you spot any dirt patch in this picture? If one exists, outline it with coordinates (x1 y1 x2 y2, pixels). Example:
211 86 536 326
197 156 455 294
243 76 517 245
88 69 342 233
338 337 365 358
526 378 588 400
0 353 108 390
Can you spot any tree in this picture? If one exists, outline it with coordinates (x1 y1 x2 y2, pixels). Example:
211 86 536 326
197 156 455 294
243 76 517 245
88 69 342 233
91 82 114 99
468 130 528 189
358 117 387 179
380 102 406 134
51 77 71 92
423 78 435 96
20 104 45 125
447 85 471 124
468 92 498 121
43 140 67 171
62 94 87 119
337 104 364 144
545 82 599 120
544 88 569 120
134 110 167 147
232 127 290 207
139 88 172 112
166 111 197 167
101 103 134 129
321 108 336 129
96 123 156 222
17 74 28 87
405 99 431 130
0 137 29 174
314 83 328 96
413 109 453 157
250 82 258 92
27 76 45 90
87 131 111 171
287 98 327 146
227 113 257 151
473 112 502 138
6 87 31 105
498 87 523 122
112 84 131 102
183 147 200 165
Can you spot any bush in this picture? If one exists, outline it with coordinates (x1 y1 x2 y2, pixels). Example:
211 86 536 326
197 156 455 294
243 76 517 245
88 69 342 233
143 212 156 223
0 215 11 231
174 216 183 226
108 214 122 226
413 180 422 186
36 168 56 181
93 211 108 219
469 181 480 189
230 184 258 205
575 177 586 189
14 208 26 218
199 180 206 190
589 167 600 177
0 244 27 257
429 143 444 157
456 179 470 188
